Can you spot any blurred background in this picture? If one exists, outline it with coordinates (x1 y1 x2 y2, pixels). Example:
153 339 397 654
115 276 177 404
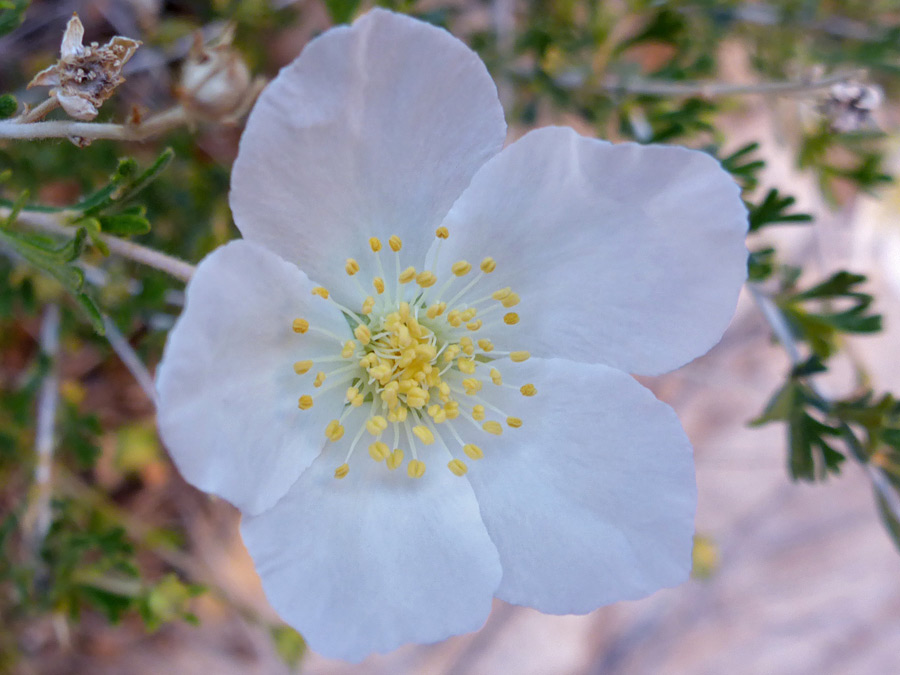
1 1 900 673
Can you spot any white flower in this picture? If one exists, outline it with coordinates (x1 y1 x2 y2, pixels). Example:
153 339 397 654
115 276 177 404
155 9 748 662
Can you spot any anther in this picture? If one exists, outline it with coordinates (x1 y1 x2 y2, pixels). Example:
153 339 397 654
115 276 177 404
325 420 345 441
292 318 309 333
467 320 483 331
501 292 520 308
490 368 502 385
369 441 390 462
297 395 314 410
398 266 416 284
354 324 372 345
369 237 382 252
426 302 446 318
346 387 359 403
416 270 437 288
463 444 484 460
520 383 537 396
472 404 485 421
510 350 530 362
389 235 402 252
362 296 375 314
477 339 494 352
293 360 313 375
366 416 388 436
341 340 356 358
480 257 496 273
458 358 476 374
373 277 385 294
435 226 450 239
463 378 483 395
314 372 326 387
451 260 471 276
407 459 426 479
412 425 435 445
334 463 350 479
345 258 360 275
482 420 503 435
492 287 511 301
504 312 520 325
311 286 329 299
507 417 523 428
447 459 468 476
386 448 404 470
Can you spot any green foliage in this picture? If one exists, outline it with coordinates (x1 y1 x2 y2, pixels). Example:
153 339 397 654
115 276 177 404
324 0 362 24
0 0 27 38
0 94 17 119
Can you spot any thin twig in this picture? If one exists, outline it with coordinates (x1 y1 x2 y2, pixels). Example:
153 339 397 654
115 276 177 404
0 206 195 283
600 69 863 98
26 304 61 555
749 283 900 522
0 105 190 142
16 97 61 124
103 316 158 406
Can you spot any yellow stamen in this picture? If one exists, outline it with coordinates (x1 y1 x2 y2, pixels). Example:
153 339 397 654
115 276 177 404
369 237 382 252
334 463 349 479
451 260 471 276
460 308 477 321
311 286 329 299
293 360 313 375
426 302 446 318
477 339 494 352
362 296 375 315
369 441 390 462
492 287 511 301
386 448 404 470
447 459 468 476
398 266 416 284
325 420 344 441
459 337 474 355
412 425 435 445
504 312 520 325
416 270 437 288
346 387 359 403
407 459 426 479
435 226 449 239
480 257 496 273
447 310 463 327
520 383 537 396
292 318 309 334
463 378 482 395
490 368 502 385
341 340 356 358
389 235 402 252
297 395 314 410
463 444 483 460
458 358 476 374
507 417 523 428
467 320 483 331
472 404 485 421
501 292 520 308
482 420 503 435
314 372 326 387
366 416 388 436
354 324 372 345
510 350 530 362
373 277 385 294
345 258 360 276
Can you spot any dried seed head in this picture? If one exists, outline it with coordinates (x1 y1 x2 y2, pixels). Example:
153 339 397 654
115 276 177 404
822 80 883 133
28 13 141 121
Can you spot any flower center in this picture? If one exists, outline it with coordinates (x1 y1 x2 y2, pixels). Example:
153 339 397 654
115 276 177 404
290 229 536 480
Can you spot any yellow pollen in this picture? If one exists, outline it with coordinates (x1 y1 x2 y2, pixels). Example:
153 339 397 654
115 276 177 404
314 372 326 387
369 237 382 252
463 378 483 395
501 292 520 308
477 339 494 352
373 277 385 294
311 286 329 299
325 420 345 441
458 358 476 374
448 459 468 476
297 395 314 410
398 266 416 284
507 417 523 428
354 324 372 345
480 257 496 273
472 404 485 421
345 258 360 276
341 340 356 358
426 302 446 318
407 459 426 479
520 383 537 396
461 308 477 321
369 441 390 462
451 260 472 276
416 270 437 287
490 368 502 385
412 425 435 445
346 387 359 403
293 360 313 375
492 287 511 301
504 312 520 325
389 235 402 252
482 420 503 435
292 318 309 334
510 350 530 362
334 463 349 479
467 320 483 331
386 448 404 470
362 296 375 314
459 337 474 355
463 444 484 460
388 407 408 422
435 226 450 239
366 416 388 436
447 310 463 327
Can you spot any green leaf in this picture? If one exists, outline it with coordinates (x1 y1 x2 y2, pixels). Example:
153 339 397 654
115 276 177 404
0 93 17 119
77 149 174 216
97 210 151 237
875 489 900 554
748 188 813 232
324 0 361 23
271 625 306 668
748 247 775 282
0 0 27 38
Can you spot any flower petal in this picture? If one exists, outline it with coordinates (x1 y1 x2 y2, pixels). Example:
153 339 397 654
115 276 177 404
462 357 696 614
230 9 507 306
156 240 351 516
439 126 748 375
240 446 502 662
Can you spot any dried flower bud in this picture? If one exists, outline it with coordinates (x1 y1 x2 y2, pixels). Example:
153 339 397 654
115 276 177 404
177 26 265 123
27 13 140 121
822 80 883 133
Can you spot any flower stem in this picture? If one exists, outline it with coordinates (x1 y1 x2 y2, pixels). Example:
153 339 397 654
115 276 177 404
0 105 191 142
16 97 61 123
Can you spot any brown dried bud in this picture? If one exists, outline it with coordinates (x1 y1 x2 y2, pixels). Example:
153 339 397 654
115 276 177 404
27 13 141 121
822 81 883 133
176 26 264 123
